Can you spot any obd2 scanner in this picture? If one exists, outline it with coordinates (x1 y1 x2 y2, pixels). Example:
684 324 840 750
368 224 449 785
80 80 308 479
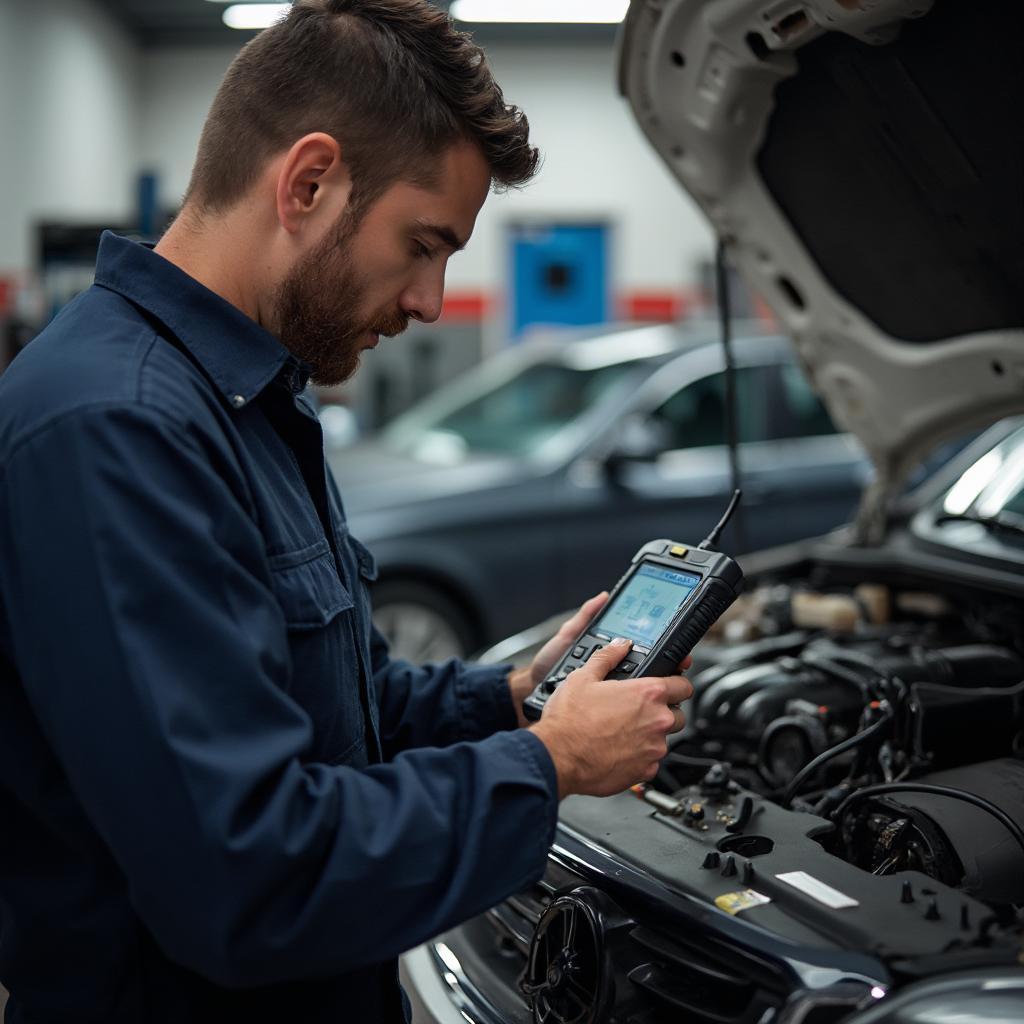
524 492 745 721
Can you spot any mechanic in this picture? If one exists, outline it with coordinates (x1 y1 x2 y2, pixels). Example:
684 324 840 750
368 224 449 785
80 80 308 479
0 2 692 1021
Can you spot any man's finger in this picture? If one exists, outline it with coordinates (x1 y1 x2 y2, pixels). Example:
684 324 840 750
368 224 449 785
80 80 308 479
579 637 632 679
679 654 693 672
661 674 694 705
668 706 687 734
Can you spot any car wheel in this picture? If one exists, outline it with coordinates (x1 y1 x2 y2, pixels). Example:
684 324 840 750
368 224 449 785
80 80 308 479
371 580 478 662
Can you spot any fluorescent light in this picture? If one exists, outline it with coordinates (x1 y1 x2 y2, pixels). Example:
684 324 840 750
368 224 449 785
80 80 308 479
222 4 290 30
449 0 628 24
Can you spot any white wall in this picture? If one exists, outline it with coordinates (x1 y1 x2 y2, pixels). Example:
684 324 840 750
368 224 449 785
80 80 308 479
137 47 236 212
476 42 715 293
0 0 140 273
0 17 716 291
137 39 714 295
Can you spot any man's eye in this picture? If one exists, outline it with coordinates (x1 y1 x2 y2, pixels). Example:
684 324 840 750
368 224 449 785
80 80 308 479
413 241 433 259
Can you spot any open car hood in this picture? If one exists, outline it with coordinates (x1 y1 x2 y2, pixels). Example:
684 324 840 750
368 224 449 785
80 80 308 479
619 0 1024 539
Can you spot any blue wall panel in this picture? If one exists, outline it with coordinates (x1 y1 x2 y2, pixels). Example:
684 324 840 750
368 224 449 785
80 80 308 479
509 223 609 338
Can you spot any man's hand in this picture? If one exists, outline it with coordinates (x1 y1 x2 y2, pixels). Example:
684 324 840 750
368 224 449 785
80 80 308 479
528 639 694 799
507 592 610 727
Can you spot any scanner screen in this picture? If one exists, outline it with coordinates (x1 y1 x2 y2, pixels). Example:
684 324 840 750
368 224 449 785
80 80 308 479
594 563 701 648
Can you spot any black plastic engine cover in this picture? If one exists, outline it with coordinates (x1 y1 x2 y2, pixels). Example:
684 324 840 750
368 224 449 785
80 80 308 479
558 781 996 961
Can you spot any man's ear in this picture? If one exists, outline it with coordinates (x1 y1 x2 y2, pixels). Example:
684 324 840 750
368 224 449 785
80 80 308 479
275 132 353 234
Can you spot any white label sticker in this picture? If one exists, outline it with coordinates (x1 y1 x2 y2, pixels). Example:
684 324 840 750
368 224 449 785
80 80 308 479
775 871 859 909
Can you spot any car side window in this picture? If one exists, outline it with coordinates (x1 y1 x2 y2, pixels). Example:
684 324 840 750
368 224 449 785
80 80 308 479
431 361 637 456
771 363 838 439
649 366 768 450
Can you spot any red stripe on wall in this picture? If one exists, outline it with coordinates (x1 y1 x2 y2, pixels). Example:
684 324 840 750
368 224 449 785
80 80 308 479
438 290 708 325
618 291 692 322
439 292 490 322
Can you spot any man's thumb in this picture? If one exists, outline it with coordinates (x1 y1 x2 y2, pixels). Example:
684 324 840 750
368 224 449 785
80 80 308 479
584 637 632 678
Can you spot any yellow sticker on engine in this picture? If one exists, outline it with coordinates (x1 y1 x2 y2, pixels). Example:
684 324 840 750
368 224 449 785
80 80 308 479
715 889 771 916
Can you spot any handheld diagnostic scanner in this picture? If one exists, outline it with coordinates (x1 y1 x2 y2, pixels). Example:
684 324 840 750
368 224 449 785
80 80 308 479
524 492 744 721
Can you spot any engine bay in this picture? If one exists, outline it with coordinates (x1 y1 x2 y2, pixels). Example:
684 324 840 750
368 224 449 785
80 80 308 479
558 560 1024 966
433 547 1024 1024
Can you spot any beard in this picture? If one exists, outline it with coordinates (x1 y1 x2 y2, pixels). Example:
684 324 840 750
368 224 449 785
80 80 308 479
273 208 409 387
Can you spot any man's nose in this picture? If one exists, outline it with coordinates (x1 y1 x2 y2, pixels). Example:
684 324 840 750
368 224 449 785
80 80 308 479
400 268 445 324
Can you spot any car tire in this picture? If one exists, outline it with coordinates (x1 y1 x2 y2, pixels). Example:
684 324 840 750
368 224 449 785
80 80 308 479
371 580 478 663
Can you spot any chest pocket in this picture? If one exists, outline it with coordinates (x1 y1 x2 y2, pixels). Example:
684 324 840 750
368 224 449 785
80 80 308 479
268 539 353 628
267 539 367 765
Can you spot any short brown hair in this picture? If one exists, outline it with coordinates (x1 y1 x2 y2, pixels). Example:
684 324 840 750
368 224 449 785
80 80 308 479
185 0 539 215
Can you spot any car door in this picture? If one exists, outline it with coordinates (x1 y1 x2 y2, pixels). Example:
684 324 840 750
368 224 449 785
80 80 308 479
609 356 870 552
738 360 870 547
549 344 868 610
547 352 768 609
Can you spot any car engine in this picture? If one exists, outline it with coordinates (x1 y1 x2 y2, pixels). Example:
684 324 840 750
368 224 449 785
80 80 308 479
657 577 1024 909
429 564 1024 1024
515 569 1024 1022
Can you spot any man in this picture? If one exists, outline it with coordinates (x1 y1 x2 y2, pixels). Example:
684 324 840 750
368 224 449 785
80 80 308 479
0 2 692 1020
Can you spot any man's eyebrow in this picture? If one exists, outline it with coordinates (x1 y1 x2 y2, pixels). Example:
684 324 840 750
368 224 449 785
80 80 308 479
415 221 467 252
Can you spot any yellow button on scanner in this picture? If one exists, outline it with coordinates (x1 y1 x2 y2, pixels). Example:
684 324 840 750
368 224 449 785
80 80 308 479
669 545 688 558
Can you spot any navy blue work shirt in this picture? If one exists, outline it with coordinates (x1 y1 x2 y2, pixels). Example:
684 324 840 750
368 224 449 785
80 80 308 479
0 232 558 1023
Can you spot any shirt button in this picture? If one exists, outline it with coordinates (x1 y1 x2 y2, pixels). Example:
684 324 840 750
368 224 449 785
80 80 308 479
231 394 246 408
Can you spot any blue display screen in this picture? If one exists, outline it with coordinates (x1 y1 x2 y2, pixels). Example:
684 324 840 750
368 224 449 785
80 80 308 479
594 564 701 647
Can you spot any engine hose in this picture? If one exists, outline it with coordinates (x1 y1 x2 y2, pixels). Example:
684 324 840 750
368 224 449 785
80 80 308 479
807 648 905 705
780 709 894 809
799 654 875 699
803 653 908 741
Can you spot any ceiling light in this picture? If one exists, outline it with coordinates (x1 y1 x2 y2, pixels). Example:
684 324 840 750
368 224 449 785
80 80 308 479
222 4 290 30
449 0 628 24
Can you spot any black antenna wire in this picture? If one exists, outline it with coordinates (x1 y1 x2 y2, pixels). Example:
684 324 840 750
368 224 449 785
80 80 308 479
699 488 742 551
715 239 746 551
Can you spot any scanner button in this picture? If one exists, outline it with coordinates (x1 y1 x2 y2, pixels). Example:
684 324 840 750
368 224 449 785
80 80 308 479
686 549 711 564
669 545 688 557
571 645 586 658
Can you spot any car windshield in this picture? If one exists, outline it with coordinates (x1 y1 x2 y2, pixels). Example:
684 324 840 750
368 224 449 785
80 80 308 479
928 425 1024 545
383 359 644 460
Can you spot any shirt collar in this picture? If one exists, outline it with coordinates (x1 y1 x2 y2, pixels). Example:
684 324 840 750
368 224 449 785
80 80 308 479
93 231 310 408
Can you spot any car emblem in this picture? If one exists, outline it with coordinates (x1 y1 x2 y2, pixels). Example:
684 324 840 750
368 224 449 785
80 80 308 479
520 887 611 1024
